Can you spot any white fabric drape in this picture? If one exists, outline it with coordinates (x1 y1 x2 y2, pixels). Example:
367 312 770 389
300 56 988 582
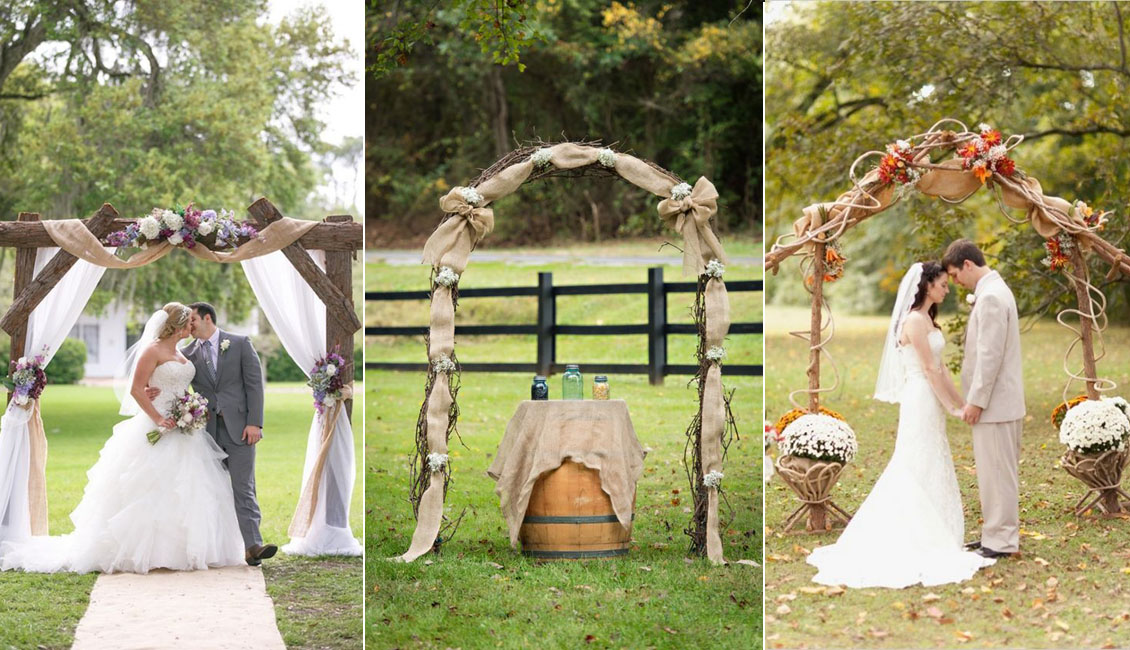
0 248 107 543
241 250 361 556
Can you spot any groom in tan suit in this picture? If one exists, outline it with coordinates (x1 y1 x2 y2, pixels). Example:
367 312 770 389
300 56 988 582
943 240 1025 558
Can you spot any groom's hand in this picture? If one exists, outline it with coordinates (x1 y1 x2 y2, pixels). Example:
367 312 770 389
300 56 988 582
144 386 160 400
962 404 983 425
243 425 262 445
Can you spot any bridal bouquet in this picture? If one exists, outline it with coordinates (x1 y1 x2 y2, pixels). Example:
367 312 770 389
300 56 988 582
3 350 48 407
1059 397 1130 455
308 349 347 416
108 203 259 250
148 391 209 444
779 413 858 464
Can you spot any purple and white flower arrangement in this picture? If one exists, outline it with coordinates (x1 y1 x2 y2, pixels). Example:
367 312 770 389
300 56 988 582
3 349 48 407
108 203 260 250
308 349 347 416
149 391 209 444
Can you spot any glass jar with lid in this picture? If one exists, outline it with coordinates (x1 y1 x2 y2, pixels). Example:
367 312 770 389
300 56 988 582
562 365 583 400
592 376 610 400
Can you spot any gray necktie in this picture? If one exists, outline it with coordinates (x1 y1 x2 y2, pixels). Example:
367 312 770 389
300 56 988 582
202 340 216 382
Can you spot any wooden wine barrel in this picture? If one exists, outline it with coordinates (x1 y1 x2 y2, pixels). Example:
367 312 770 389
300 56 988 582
519 460 634 560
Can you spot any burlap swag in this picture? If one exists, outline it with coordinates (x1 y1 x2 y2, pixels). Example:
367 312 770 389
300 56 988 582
288 383 354 537
404 143 733 565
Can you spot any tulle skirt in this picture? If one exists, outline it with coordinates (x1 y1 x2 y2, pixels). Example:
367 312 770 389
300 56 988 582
0 414 244 574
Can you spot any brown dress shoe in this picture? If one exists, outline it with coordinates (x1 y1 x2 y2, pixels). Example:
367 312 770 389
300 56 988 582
245 543 279 566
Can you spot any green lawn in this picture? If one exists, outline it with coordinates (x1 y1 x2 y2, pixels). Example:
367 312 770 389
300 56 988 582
0 383 363 650
365 243 762 649
764 306 1130 649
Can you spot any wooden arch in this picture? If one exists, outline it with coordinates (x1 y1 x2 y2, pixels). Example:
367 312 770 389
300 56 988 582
1 198 363 406
766 119 1130 411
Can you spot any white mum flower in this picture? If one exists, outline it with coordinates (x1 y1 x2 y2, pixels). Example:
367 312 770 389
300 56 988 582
530 148 553 167
895 139 912 151
325 364 337 376
168 232 184 246
458 186 484 207
978 123 993 133
703 470 724 488
705 259 725 278
706 346 726 362
139 216 160 239
427 452 449 472
432 355 457 374
197 220 214 236
780 414 858 464
161 210 183 231
1060 399 1130 454
597 148 617 168
670 182 693 200
435 266 460 287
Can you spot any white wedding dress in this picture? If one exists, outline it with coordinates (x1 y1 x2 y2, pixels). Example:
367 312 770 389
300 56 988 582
0 360 244 574
806 330 995 588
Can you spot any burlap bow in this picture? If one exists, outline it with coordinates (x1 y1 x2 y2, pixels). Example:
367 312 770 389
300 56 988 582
657 177 727 277
422 188 496 271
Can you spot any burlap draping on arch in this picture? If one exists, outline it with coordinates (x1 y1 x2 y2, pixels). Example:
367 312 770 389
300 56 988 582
791 161 1089 250
41 218 318 268
405 143 734 565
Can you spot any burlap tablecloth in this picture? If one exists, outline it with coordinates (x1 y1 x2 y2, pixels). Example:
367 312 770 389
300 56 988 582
487 400 646 547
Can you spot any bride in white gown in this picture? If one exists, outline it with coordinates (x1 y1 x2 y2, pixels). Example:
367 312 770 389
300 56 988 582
0 302 243 574
806 262 995 588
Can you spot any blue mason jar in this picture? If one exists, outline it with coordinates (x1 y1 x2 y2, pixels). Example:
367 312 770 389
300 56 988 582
531 376 549 400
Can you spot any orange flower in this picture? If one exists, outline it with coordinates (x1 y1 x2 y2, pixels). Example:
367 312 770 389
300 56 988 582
982 130 1002 146
826 247 843 264
972 163 992 184
958 143 978 158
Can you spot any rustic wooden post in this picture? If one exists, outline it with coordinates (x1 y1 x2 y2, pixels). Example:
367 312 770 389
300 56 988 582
807 240 826 414
324 215 356 418
1068 245 1101 401
8 213 40 404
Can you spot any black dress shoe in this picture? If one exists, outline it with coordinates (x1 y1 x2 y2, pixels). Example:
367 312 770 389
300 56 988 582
976 546 1013 559
964 540 982 551
245 543 279 566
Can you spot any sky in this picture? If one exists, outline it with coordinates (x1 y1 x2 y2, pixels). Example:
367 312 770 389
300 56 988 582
267 0 364 217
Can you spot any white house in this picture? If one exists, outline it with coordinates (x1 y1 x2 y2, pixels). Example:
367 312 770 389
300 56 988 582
71 302 260 379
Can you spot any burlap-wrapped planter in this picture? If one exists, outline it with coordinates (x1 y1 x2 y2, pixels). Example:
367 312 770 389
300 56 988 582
774 454 853 532
1061 447 1130 516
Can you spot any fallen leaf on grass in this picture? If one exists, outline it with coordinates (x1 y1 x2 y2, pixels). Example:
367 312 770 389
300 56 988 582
1055 620 1070 631
955 630 974 643
487 562 504 569
639 566 652 572
1002 607 1014 620
923 593 941 603
776 604 792 616
826 586 846 597
1046 577 1059 588
736 559 760 567
1034 557 1050 567
662 627 678 635
767 553 793 562
584 635 595 643
799 586 826 595
926 606 944 619
868 628 889 639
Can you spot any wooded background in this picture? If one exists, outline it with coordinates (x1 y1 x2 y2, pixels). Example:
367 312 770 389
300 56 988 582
0 1 357 321
765 1 1130 321
367 1 761 247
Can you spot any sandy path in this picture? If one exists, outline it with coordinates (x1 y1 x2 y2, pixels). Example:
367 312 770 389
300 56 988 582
72 566 285 650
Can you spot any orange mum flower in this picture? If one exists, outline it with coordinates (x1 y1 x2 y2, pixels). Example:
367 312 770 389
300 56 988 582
972 163 992 184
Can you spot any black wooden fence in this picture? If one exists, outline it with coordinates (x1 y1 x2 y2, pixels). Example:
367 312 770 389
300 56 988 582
365 267 762 385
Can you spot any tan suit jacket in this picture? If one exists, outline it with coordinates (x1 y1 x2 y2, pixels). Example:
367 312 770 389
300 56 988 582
961 271 1025 423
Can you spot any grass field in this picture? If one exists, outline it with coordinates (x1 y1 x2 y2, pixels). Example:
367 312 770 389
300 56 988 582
764 306 1130 649
0 383 364 650
366 242 763 649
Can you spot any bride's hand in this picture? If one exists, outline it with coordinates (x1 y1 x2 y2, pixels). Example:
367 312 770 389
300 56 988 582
157 417 176 430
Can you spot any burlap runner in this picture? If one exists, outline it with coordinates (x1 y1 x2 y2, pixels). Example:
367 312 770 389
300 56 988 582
288 384 353 538
420 143 724 276
41 218 317 268
487 400 645 548
700 275 730 564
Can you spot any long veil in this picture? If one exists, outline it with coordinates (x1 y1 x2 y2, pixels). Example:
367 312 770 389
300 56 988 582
114 310 168 416
873 263 924 403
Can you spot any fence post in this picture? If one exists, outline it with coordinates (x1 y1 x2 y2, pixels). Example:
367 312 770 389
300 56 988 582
647 266 667 385
536 272 555 376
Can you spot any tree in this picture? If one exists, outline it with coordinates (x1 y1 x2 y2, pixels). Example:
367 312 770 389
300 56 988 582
0 1 355 320
367 0 761 246
765 1 1130 320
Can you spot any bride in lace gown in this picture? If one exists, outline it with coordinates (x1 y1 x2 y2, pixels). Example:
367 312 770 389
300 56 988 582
806 262 995 588
0 303 243 574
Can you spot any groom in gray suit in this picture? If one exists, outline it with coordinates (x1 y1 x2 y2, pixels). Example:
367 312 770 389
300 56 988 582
184 302 276 566
943 240 1025 560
